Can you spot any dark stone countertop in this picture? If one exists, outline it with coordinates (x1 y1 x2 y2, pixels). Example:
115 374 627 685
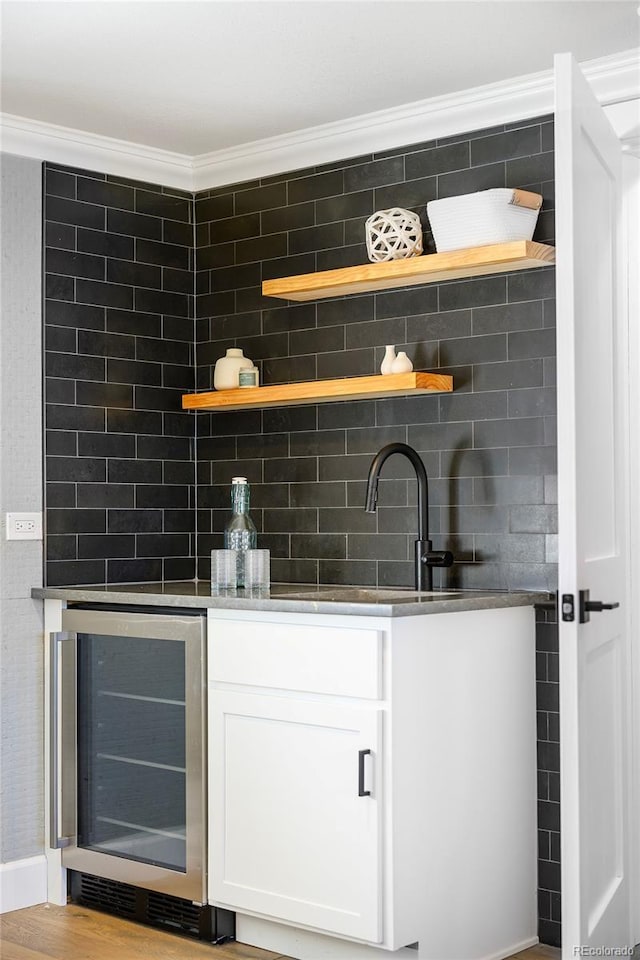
32 581 545 618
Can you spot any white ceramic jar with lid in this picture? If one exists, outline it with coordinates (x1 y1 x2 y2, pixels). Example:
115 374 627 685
214 348 253 390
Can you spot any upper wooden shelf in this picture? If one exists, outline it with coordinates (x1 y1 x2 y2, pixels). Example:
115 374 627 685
182 372 452 412
262 240 555 302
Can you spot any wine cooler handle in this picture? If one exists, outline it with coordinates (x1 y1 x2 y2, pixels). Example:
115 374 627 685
50 632 72 849
358 748 372 797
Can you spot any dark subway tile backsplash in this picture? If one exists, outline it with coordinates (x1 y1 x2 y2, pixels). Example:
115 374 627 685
46 299 105 330
136 189 191 222
46 351 105 382
43 335 72 368
46 195 105 230
404 141 470 180
44 164 194 586
76 278 134 310
46 248 105 281
106 208 162 241
46 220 76 249
288 169 344 204
77 177 135 211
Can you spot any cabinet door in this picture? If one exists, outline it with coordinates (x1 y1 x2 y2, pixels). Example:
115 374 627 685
209 691 382 942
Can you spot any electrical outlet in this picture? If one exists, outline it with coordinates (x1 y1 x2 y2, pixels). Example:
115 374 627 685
5 512 43 541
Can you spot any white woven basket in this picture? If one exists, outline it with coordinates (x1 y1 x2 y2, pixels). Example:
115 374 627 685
426 188 542 253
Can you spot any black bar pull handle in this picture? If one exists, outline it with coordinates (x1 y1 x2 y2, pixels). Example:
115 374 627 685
358 748 371 797
579 589 620 623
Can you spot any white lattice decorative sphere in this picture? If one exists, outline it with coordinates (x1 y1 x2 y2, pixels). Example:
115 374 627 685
365 207 423 263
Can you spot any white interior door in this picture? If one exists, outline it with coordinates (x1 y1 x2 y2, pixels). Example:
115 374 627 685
555 53 632 953
626 152 640 948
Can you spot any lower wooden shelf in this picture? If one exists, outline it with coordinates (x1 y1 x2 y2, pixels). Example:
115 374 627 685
181 372 453 412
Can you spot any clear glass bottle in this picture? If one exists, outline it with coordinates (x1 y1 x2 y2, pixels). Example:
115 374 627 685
223 477 257 587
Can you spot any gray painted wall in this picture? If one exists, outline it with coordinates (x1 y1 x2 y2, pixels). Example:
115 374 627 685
0 153 44 862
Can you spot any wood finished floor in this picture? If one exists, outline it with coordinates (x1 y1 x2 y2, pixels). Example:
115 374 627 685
0 904 561 960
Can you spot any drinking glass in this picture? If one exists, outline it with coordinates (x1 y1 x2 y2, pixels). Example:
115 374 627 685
244 549 270 594
210 549 238 593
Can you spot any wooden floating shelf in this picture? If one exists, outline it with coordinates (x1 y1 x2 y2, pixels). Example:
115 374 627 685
262 240 555 302
182 372 453 412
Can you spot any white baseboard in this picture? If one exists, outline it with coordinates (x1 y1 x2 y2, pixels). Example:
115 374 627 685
236 914 416 959
236 914 538 960
0 855 47 914
487 938 539 960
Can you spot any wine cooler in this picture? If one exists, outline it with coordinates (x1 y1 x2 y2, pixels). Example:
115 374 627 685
50 606 207 903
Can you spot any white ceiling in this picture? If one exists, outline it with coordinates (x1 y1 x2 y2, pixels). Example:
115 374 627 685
1 0 638 157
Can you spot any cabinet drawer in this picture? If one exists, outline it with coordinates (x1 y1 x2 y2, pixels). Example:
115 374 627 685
209 618 382 699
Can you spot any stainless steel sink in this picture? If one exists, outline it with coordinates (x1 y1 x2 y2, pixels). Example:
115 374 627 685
277 587 458 603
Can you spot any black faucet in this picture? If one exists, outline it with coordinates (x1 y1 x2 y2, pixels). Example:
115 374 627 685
364 442 454 591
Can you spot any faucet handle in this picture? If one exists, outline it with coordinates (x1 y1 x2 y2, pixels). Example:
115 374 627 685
422 550 454 568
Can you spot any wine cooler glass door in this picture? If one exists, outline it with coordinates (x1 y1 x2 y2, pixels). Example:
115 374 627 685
78 631 188 870
54 608 206 903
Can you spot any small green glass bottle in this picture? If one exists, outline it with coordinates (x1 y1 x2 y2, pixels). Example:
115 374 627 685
223 477 257 587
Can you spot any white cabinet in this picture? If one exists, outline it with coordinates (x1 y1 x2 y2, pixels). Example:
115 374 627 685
208 615 383 940
208 605 537 960
209 690 382 941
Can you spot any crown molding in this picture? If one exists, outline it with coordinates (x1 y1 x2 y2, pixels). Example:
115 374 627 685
0 114 194 191
581 46 640 105
604 99 640 155
192 48 640 190
1 48 638 192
